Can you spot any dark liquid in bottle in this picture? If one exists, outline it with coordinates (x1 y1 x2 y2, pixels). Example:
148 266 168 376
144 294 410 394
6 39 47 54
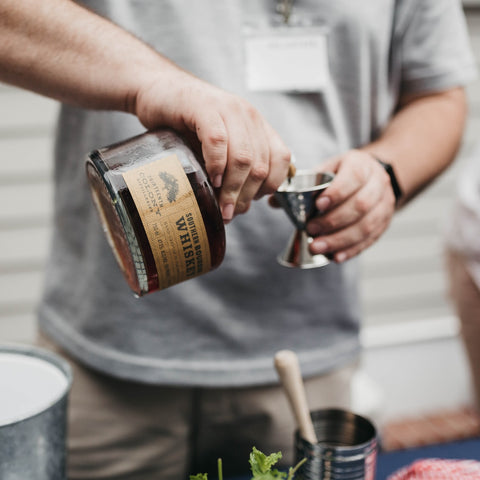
114 170 225 293
86 130 226 296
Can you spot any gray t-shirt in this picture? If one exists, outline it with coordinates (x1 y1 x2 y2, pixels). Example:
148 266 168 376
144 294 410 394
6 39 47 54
38 0 477 386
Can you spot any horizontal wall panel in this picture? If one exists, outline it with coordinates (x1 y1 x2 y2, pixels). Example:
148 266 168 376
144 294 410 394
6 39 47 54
381 202 450 239
362 282 450 315
0 271 44 310
0 183 52 225
0 136 53 179
360 237 443 275
0 88 59 133
0 313 37 344
363 305 455 328
361 297 451 328
0 226 51 270
361 269 448 309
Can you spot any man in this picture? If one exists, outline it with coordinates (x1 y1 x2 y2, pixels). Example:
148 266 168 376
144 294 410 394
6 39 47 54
0 1 476 479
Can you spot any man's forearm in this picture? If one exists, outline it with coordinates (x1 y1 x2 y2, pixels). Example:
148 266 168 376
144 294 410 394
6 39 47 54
364 87 468 206
0 0 293 222
0 0 170 112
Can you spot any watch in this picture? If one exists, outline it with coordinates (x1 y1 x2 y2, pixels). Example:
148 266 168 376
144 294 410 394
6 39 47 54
375 158 403 204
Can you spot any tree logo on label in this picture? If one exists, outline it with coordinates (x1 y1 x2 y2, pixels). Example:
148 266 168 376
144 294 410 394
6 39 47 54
158 171 179 203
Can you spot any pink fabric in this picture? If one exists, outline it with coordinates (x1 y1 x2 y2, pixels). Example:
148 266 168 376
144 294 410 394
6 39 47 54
387 459 480 479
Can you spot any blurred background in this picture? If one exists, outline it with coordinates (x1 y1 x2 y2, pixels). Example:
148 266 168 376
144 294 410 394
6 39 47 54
1 2 479 443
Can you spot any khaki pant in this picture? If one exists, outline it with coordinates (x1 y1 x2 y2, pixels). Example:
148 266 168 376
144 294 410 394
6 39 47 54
447 250 480 412
37 332 354 480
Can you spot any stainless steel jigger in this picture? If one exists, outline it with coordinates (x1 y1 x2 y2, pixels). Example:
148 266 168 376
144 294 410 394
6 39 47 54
274 170 334 269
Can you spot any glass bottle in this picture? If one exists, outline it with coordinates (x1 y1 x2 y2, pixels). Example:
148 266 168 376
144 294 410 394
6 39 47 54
86 129 226 296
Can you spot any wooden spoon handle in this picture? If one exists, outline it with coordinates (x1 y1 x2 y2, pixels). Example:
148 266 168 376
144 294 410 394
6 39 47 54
274 349 318 444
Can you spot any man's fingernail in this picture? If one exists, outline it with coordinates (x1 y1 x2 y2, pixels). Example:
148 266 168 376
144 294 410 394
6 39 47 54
213 175 223 188
312 240 328 253
222 203 234 222
316 196 330 212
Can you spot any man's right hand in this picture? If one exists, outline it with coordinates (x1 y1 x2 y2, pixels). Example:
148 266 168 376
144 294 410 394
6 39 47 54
0 0 291 223
133 70 292 223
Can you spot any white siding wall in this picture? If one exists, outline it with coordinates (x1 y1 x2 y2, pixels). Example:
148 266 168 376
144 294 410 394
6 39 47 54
0 85 57 342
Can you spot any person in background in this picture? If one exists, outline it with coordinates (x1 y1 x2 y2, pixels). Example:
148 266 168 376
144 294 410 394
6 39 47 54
0 1 476 479
445 140 480 413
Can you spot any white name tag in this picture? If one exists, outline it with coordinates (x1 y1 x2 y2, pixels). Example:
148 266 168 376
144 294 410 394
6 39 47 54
244 27 329 92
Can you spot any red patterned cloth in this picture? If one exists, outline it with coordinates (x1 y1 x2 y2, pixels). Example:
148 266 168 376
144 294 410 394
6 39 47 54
387 459 480 479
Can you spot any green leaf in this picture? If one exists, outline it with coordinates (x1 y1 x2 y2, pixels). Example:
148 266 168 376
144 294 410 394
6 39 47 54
190 474 208 480
249 447 287 480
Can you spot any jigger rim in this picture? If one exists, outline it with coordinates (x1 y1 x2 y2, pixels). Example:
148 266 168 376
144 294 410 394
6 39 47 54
276 170 335 194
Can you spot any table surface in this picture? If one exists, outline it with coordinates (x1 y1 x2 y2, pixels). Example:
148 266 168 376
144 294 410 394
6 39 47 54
232 437 480 480
376 436 480 479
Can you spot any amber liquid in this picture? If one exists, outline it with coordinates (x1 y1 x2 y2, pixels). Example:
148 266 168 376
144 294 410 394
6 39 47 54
91 146 225 295
87 129 226 296
115 170 225 293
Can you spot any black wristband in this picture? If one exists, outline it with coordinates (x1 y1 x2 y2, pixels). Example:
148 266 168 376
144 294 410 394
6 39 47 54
375 158 403 204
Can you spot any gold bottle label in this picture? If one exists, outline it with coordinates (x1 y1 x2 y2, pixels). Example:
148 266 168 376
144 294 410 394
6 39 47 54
123 154 211 290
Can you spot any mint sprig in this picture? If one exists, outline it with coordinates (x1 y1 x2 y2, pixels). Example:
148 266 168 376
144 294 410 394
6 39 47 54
250 447 306 480
249 447 285 480
190 475 209 480
189 447 306 480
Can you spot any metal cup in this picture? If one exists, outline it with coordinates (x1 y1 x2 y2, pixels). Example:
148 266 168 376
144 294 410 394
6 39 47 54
295 409 378 480
0 344 72 480
274 171 334 269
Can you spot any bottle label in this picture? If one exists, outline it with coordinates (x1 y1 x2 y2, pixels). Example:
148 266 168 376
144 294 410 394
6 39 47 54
123 154 211 290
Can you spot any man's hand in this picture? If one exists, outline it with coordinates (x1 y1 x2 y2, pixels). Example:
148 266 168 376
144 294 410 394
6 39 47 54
134 71 291 223
0 0 291 224
307 150 396 263
305 86 467 263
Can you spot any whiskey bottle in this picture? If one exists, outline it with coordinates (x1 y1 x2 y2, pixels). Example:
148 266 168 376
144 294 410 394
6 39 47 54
86 129 226 296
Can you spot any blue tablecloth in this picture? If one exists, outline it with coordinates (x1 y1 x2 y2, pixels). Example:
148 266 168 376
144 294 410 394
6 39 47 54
231 437 480 480
376 437 480 479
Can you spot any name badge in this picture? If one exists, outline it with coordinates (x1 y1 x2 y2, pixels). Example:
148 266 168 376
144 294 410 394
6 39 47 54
244 25 329 93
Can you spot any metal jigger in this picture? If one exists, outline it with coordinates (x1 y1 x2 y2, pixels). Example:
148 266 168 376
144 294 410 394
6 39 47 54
274 170 334 269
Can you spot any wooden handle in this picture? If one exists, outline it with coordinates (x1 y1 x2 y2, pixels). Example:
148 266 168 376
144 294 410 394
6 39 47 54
274 350 318 444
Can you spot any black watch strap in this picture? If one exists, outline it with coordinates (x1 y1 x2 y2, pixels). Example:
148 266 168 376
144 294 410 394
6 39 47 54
375 158 403 204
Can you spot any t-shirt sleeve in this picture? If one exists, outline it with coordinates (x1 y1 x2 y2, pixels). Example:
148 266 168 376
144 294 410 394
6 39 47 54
395 0 478 94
